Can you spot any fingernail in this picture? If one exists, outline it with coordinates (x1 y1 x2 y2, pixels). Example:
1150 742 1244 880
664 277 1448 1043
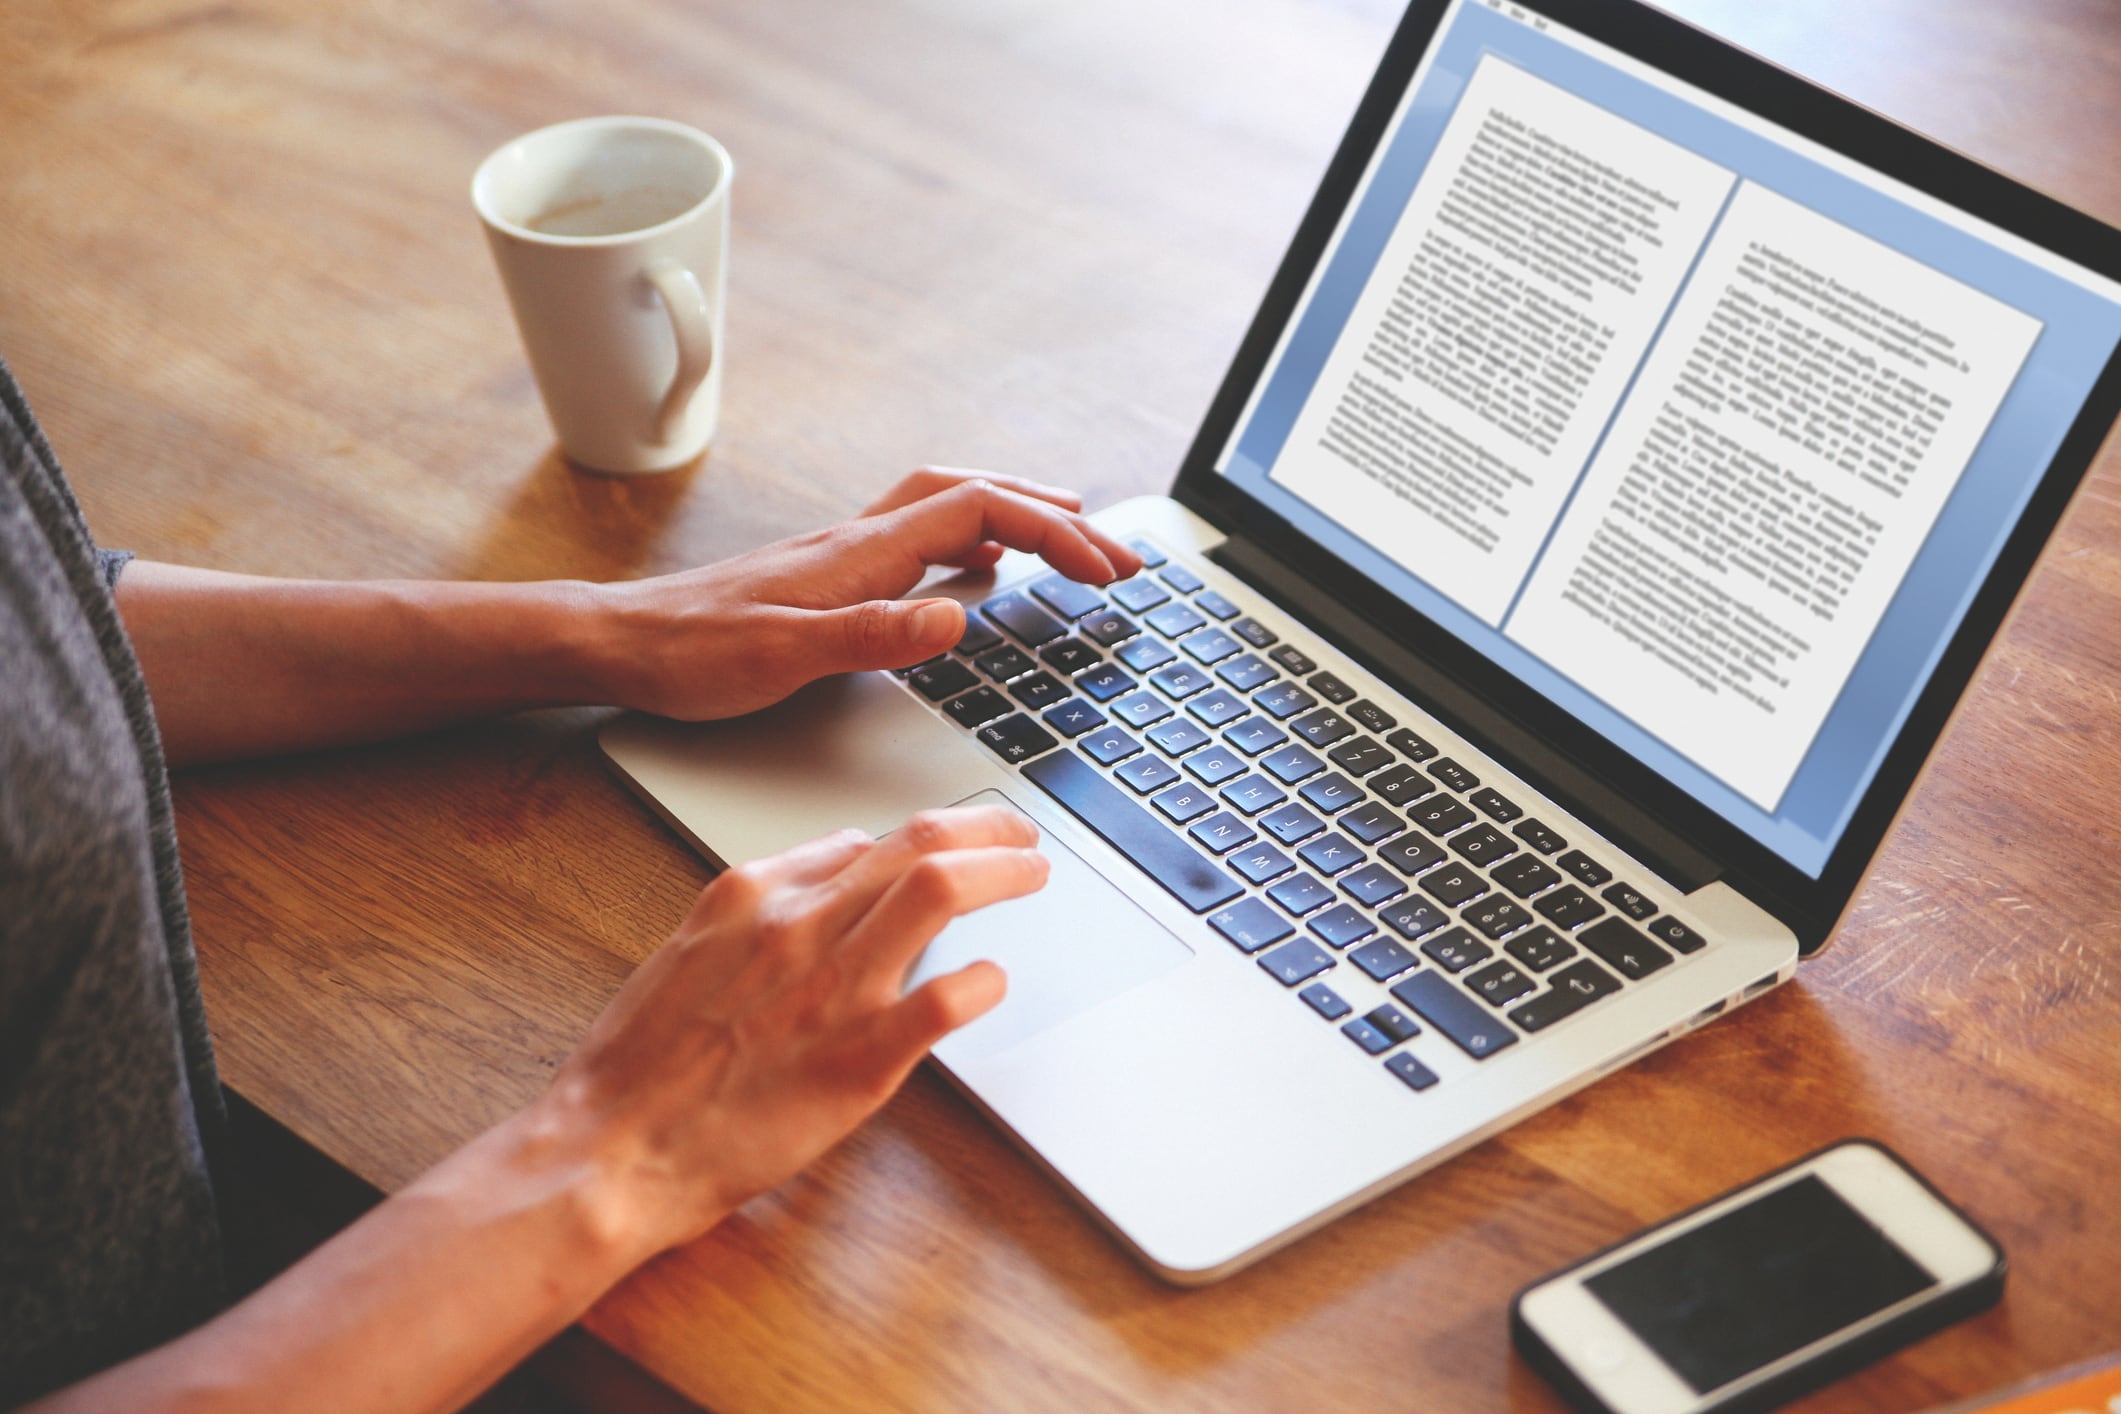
912 599 961 644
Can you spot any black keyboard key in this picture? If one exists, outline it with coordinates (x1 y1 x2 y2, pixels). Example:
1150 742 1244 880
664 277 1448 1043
1115 754 1179 794
1253 682 1318 720
1193 588 1240 620
1646 916 1706 954
974 644 1036 682
1337 801 1405 845
1150 781 1216 824
1534 885 1605 930
1419 862 1488 907
976 713 1058 764
1346 699 1396 733
1307 904 1375 949
1326 736 1393 777
1217 653 1277 691
1308 671 1356 704
1158 563 1205 594
1074 663 1136 702
1115 636 1176 672
1492 853 1562 898
1028 572 1105 621
1410 795 1476 836
1341 1017 1393 1055
1220 773 1289 816
1339 862 1407 908
1223 716 1290 756
1125 537 1167 569
1385 728 1439 762
1260 802 1326 845
1579 918 1673 980
1146 717 1210 756
1420 927 1491 973
1508 959 1621 1032
1181 629 1241 665
1602 882 1658 921
1149 663 1212 700
1299 982 1351 1020
1504 925 1576 973
1022 751 1241 912
1078 725 1140 766
943 686 1011 727
1110 576 1170 614
1230 617 1277 649
1290 707 1355 748
1261 743 1326 784
1380 898 1449 941
1183 746 1247 786
1185 688 1249 728
1268 644 1317 675
1464 897 1533 940
1559 850 1613 887
1207 898 1294 954
1040 698 1106 737
1466 960 1536 1008
1385 1052 1441 1091
1009 671 1068 710
909 656 979 700
954 618 1003 656
1110 690 1173 729
982 591 1065 646
1146 602 1207 638
1449 824 1519 868
1297 772 1364 815
1367 1003 1420 1044
1077 608 1139 647
1469 787 1522 823
1229 841 1296 885
1267 872 1333 916
1379 832 1446 876
1188 810 1258 854
1428 758 1479 792
1259 938 1335 986
1040 637 1102 676
1296 832 1364 876
1391 971 1517 1060
1367 763 1435 806
1513 819 1567 853
1349 937 1420 982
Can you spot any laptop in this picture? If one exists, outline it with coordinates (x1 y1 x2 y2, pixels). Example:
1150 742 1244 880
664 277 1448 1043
603 0 2121 1282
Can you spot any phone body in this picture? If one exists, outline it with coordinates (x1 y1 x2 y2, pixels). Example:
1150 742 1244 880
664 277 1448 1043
1512 1140 2006 1414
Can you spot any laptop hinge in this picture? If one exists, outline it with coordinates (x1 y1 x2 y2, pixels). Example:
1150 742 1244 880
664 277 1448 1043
1206 533 1724 896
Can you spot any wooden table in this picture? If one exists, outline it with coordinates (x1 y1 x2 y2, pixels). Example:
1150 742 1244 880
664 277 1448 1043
5 0 2118 1408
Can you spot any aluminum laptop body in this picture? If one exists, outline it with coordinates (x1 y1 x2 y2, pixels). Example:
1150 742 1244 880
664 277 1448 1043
604 0 2121 1282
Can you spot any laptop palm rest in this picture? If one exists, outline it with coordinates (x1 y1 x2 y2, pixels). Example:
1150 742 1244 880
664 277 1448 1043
913 790 1193 1063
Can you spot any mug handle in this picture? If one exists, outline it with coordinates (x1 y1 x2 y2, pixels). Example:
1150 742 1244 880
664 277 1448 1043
645 259 714 447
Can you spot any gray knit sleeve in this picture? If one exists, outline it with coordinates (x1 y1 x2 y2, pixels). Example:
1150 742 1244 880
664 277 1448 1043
98 548 132 589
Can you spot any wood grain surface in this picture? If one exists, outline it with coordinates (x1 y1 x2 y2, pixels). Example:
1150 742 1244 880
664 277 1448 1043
3 0 2117 1409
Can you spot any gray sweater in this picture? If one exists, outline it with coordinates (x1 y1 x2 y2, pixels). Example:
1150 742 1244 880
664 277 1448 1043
0 356 225 1401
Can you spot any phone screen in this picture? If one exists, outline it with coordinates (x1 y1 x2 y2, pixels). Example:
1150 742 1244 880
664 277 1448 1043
1582 1174 1937 1394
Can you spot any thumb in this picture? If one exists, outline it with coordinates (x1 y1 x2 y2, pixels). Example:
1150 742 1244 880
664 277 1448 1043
823 597 965 673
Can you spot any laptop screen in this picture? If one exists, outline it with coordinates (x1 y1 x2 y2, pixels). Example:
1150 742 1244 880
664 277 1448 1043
1209 0 2121 878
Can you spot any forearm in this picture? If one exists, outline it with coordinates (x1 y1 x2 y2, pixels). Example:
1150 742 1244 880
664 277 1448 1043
29 1100 660 1414
115 562 621 767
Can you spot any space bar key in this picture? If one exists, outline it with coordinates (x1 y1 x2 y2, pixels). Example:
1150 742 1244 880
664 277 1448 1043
1021 750 1243 914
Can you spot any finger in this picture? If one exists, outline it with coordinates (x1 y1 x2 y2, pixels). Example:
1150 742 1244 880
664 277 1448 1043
863 466 1084 518
834 842 1050 992
849 962 1009 1077
788 804 1042 955
682 826 876 928
872 480 1140 586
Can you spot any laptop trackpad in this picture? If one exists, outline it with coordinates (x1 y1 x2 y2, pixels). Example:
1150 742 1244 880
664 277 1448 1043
910 790 1193 1064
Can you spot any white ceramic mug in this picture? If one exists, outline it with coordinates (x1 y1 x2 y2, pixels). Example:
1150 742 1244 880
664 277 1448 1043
473 116 732 474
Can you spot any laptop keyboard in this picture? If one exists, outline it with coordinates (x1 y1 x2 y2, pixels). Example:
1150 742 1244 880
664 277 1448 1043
893 539 1709 1094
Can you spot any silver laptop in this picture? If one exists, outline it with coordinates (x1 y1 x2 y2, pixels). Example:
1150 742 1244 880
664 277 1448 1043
604 0 2121 1282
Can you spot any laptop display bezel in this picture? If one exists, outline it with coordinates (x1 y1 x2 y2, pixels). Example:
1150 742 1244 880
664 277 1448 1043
1169 0 2121 952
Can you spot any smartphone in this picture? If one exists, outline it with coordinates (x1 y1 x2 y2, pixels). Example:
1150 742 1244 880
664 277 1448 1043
1512 1140 2006 1414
